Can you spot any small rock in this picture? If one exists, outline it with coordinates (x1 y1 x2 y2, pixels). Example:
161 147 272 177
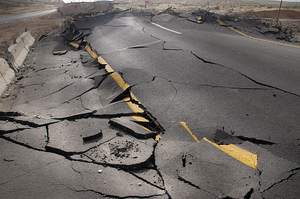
116 132 123 137
98 169 103 173
138 183 142 186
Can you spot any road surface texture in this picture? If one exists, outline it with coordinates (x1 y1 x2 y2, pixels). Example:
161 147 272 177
1 9 300 198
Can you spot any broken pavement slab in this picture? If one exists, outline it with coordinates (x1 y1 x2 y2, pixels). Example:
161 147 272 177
70 161 166 198
73 134 157 169
46 118 117 155
0 120 29 134
109 117 157 139
155 139 261 199
129 168 165 190
3 127 48 151
238 141 300 194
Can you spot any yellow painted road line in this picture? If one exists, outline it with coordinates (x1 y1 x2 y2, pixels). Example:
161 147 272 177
69 42 80 48
180 122 200 143
217 19 300 49
203 137 258 169
180 121 257 169
85 45 98 58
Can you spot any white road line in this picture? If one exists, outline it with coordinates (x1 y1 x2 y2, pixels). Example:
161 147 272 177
151 22 182 35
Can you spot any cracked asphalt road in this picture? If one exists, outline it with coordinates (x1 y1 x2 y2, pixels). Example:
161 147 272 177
1 9 300 198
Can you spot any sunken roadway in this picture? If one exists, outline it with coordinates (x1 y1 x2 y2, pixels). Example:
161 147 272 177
1 9 300 199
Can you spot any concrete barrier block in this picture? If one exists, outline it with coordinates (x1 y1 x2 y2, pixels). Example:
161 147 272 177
0 58 15 97
22 31 35 49
8 31 35 69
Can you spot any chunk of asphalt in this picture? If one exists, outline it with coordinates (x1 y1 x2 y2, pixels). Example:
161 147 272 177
109 117 156 139
82 126 102 142
79 134 156 169
52 50 68 55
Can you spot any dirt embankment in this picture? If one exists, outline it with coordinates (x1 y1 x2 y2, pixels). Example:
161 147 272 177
0 0 63 15
0 1 65 56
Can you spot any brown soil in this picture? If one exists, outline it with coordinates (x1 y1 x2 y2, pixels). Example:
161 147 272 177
0 4 59 16
0 11 65 56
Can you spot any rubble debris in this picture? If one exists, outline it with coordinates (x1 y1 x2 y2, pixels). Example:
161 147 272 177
259 27 280 34
109 117 157 139
81 126 102 142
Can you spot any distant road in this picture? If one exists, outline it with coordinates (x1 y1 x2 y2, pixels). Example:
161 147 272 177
0 9 57 24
